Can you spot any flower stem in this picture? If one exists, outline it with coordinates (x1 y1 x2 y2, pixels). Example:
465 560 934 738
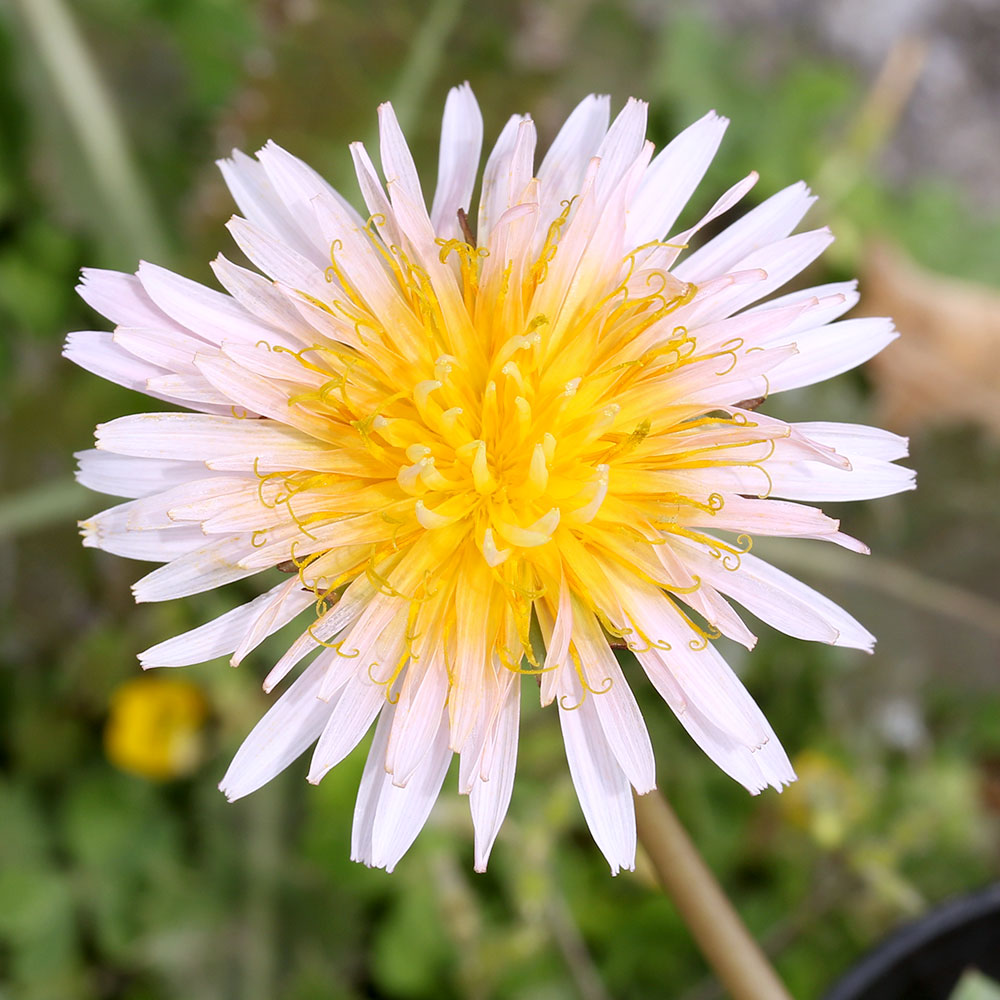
634 790 793 1000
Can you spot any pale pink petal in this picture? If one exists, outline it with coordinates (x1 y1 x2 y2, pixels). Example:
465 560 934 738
469 678 520 871
369 709 453 872
140 577 312 668
220 657 334 801
218 148 318 258
767 317 899 393
536 93 610 222
593 97 648 201
255 140 366 255
674 181 817 283
430 82 483 238
75 449 210 499
626 110 729 246
477 113 530 244
131 533 259 602
670 537 875 650
559 674 636 875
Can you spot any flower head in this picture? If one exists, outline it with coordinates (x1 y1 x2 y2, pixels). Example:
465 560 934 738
68 85 913 873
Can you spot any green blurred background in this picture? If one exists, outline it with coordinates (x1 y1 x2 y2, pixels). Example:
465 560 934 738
1 1 999 998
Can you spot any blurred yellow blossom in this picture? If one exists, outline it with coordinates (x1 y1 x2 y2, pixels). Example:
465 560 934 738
104 677 207 780
780 749 869 850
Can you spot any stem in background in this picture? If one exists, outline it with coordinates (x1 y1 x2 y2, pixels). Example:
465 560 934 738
634 790 794 1000
11 0 171 263
385 0 464 130
756 538 1000 640
0 478 91 540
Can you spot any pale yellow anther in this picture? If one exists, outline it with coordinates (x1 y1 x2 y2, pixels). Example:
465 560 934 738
434 355 456 381
396 461 428 496
415 499 459 530
563 377 581 396
501 361 525 393
419 460 454 491
480 527 512 567
413 380 442 419
530 507 561 537
470 441 495 493
592 404 621 436
492 507 560 548
440 407 464 432
571 465 609 523
514 396 531 439
406 444 431 462
542 432 557 464
527 442 548 494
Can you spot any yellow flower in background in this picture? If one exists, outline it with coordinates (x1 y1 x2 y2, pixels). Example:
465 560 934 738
779 749 869 850
105 677 207 781
69 84 912 873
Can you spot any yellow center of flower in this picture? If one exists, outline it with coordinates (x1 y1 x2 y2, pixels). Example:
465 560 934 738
251 205 767 677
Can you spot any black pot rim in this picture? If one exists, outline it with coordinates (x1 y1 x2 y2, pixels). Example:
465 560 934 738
824 883 1000 1000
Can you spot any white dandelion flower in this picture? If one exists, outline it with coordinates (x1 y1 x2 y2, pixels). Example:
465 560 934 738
67 84 913 873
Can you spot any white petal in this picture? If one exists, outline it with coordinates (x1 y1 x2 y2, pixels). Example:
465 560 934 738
369 708 452 872
537 93 610 221
559 682 636 875
477 114 529 244
571 603 656 793
793 421 910 462
262 577 373 693
681 581 759 649
307 677 386 783
745 280 860 331
80 501 206 561
219 657 334 801
217 149 320 263
674 181 817 283
95 412 322 462
763 456 916 501
767 317 898 393
113 326 202 373
64 330 166 391
637 652 796 794
210 254 317 342
377 102 425 204
679 229 835 326
132 533 259 602
430 82 483 238
469 679 520 872
231 580 316 666
144 373 233 408
385 655 451 787
627 110 729 246
349 141 404 247
350 702 396 866
140 578 311 668
621 589 769 747
593 97 648 202
540 571 573 707
255 140 366 257
673 538 875 650
225 216 334 303
75 450 209 499
686 495 864 550
137 261 291 347
77 268 179 329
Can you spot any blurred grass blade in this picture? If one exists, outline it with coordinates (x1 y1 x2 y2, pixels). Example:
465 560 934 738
386 0 465 130
11 0 171 262
758 539 1000 639
0 478 91 540
949 971 1000 1000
